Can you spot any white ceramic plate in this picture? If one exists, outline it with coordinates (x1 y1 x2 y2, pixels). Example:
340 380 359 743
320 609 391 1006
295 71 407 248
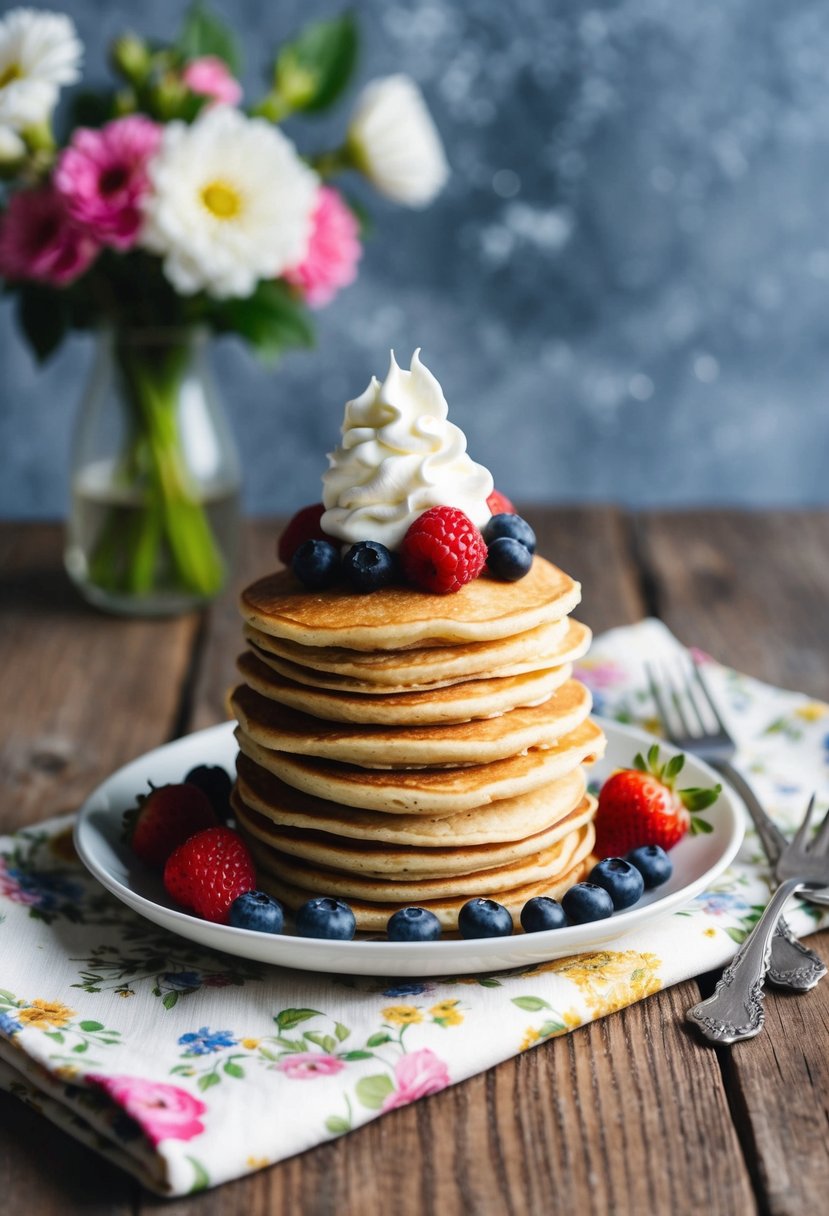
74 718 743 977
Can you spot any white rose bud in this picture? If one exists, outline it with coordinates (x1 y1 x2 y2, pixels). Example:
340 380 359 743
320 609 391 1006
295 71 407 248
347 74 448 208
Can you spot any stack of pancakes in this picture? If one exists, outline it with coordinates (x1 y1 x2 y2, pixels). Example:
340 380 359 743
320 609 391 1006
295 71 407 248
230 555 606 931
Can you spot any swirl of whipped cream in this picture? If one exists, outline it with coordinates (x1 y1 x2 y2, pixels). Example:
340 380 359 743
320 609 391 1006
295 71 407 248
322 349 493 549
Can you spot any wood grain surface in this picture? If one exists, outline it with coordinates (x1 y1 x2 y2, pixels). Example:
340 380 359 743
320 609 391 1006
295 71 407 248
1 510 826 1216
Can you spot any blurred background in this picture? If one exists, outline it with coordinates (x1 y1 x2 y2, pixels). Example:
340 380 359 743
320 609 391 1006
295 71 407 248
3 0 829 516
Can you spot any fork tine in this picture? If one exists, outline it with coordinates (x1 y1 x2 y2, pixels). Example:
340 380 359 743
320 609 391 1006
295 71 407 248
811 804 829 855
691 661 729 736
663 664 697 737
791 793 818 854
646 663 675 736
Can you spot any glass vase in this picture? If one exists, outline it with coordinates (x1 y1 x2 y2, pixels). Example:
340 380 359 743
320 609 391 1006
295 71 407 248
65 328 241 616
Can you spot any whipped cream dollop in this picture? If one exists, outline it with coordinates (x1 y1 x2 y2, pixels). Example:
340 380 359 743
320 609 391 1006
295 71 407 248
322 350 493 549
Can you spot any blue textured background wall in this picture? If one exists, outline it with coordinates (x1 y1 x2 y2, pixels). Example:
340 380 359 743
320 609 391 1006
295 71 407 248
3 0 829 516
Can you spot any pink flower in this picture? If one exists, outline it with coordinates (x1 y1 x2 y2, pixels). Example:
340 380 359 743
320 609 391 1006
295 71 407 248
380 1048 450 1112
0 185 97 285
54 115 162 251
284 185 362 308
275 1052 345 1080
86 1074 207 1146
182 56 243 107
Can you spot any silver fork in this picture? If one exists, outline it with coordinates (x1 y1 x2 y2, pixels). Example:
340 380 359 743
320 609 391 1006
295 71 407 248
646 659 827 992
687 795 829 1044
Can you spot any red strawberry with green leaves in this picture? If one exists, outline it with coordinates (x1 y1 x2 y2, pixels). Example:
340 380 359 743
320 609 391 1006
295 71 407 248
123 783 218 869
163 826 256 923
594 744 720 858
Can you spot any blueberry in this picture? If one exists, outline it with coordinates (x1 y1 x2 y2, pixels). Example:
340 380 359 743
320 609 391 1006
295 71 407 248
589 857 645 910
457 897 513 939
228 890 284 934
292 539 341 590
626 845 673 890
482 513 537 554
184 765 233 822
387 906 442 942
520 896 568 933
487 536 533 582
561 882 614 924
295 896 356 940
342 540 396 594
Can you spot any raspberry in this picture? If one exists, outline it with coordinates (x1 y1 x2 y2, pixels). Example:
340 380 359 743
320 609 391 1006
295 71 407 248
163 827 256 924
277 503 327 566
400 506 487 594
487 489 515 515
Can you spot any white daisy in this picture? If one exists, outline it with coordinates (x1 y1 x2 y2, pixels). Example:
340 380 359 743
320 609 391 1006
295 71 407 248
0 8 82 131
141 106 319 299
0 124 25 161
348 75 448 208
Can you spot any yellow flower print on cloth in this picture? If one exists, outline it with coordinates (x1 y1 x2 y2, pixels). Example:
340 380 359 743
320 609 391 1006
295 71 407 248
381 1005 423 1027
795 701 828 722
18 998 76 1028
429 1000 463 1028
531 950 663 1019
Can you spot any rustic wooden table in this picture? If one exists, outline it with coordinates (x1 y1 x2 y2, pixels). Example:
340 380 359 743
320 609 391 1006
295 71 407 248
1 510 828 1215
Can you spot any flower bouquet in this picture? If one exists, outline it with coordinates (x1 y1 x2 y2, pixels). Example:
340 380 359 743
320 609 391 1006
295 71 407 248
0 3 448 613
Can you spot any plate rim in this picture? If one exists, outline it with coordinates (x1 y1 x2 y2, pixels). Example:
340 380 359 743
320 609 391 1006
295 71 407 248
73 717 744 976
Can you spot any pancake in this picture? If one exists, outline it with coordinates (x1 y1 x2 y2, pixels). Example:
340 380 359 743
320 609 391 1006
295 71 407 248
240 555 581 650
255 852 594 931
234 753 589 846
246 616 592 695
237 649 574 726
242 616 572 688
234 786 596 878
235 717 606 815
229 678 592 768
246 821 595 901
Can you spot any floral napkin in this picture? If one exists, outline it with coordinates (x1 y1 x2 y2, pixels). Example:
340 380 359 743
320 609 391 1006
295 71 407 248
1 619 827 1196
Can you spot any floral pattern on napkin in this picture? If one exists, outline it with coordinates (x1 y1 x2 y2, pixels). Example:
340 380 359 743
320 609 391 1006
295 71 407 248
0 619 826 1195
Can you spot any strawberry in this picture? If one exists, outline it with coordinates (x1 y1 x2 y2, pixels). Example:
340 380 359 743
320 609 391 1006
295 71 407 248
487 489 515 515
277 503 328 566
594 744 720 858
163 827 256 924
123 783 218 869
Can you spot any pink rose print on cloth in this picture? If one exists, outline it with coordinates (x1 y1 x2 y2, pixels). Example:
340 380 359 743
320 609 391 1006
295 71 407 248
276 1052 345 1080
86 1074 207 1146
182 56 243 106
284 185 362 308
55 115 162 250
380 1048 450 1112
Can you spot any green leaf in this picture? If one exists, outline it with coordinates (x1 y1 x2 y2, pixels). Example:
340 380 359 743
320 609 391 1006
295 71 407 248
275 1007 322 1031
537 1019 567 1037
17 287 69 363
325 1115 351 1134
511 996 552 1012
275 1036 309 1052
340 1050 373 1061
78 1020 104 1032
186 1156 210 1193
275 13 358 113
632 752 647 772
664 753 685 782
726 927 747 944
355 1073 394 1110
365 1031 391 1048
162 991 179 1010
680 784 721 812
690 816 715 835
646 743 661 770
178 1 241 74
197 1071 221 1092
216 282 315 361
304 1031 337 1053
43 1031 64 1044
72 1042 89 1053
334 1022 350 1043
223 1060 244 1079
477 977 502 988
